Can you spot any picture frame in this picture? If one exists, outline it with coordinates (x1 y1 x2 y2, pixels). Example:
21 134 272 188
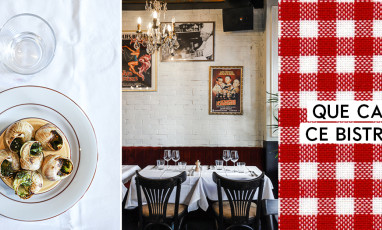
122 31 158 92
209 66 243 115
160 22 215 62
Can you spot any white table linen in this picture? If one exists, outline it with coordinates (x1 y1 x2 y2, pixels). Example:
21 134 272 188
125 165 274 212
122 165 141 200
0 1 120 229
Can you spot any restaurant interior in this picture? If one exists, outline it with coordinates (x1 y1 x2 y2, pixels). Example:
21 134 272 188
122 0 278 229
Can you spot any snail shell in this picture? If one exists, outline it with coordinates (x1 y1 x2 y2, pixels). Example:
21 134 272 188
13 170 43 200
4 121 34 153
0 149 20 178
41 155 73 181
35 124 64 151
20 141 44 171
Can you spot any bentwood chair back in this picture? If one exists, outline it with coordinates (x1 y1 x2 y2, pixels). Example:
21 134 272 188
135 171 187 230
262 199 278 230
212 172 265 230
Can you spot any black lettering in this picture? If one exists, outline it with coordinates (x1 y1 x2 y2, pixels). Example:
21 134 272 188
313 104 326 119
358 104 369 119
341 105 349 118
353 127 361 141
337 127 346 141
306 127 317 141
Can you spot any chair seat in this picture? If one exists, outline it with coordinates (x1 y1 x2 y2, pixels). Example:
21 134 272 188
142 204 187 218
212 201 257 219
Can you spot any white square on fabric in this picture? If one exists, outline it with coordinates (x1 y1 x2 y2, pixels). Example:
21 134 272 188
300 56 318 74
300 91 318 108
373 91 382 101
336 162 354 180
373 56 382 73
373 198 382 214
299 162 318 180
337 20 355 38
337 56 354 73
299 198 318 215
336 91 355 101
374 20 382 37
336 0 354 2
336 198 354 215
373 162 382 179
300 20 318 38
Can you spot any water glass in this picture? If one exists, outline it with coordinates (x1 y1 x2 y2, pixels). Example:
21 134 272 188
178 161 187 171
164 150 171 168
215 160 223 170
222 150 231 167
157 160 165 170
231 150 239 171
237 162 246 173
172 150 180 165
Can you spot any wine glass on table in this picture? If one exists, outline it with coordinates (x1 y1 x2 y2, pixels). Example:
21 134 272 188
164 150 171 169
231 150 239 172
172 150 180 166
223 150 231 170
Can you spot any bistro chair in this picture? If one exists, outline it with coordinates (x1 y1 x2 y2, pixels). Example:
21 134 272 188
212 172 265 230
262 199 278 230
135 171 188 230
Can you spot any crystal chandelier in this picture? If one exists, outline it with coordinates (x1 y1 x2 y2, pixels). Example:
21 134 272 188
130 0 179 55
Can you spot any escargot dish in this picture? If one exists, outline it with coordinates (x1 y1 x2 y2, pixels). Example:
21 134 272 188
13 170 43 199
20 141 44 171
0 149 20 178
4 121 34 153
41 155 73 181
35 124 64 151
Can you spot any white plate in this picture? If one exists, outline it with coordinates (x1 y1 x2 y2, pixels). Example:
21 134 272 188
0 86 98 221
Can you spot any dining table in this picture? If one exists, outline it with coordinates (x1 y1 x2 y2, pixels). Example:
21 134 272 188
0 0 120 229
125 165 274 212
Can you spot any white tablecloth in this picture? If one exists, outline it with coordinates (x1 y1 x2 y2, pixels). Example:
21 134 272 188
122 165 141 200
125 165 274 212
0 1 120 229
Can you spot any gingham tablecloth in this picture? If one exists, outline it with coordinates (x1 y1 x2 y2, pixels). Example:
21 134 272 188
279 0 382 229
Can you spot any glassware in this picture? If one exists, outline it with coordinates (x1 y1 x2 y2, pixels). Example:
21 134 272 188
178 161 187 170
237 162 245 173
164 150 171 168
222 150 231 168
0 14 56 74
172 150 180 165
215 160 223 170
157 159 165 170
231 150 239 171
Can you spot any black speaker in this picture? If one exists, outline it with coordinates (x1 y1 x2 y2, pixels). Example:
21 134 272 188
223 7 254 32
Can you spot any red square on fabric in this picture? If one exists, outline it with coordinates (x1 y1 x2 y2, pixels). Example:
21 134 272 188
317 179 336 198
317 215 336 229
317 144 337 162
280 180 300 198
280 215 299 230
354 37 374 56
317 73 337 91
279 73 300 91
279 108 300 127
279 38 300 57
279 144 300 163
354 73 373 92
355 179 373 198
318 2 337 21
318 37 337 56
354 144 373 162
355 1 374 20
280 1 301 21
354 215 373 230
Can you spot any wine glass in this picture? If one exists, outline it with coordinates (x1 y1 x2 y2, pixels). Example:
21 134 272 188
222 150 231 169
172 150 180 165
164 150 171 168
231 150 239 171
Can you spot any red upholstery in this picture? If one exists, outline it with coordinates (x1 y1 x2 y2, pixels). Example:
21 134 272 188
122 147 264 170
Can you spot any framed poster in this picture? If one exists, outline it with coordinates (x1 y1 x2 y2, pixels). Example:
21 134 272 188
122 31 157 91
160 22 215 62
209 66 243 115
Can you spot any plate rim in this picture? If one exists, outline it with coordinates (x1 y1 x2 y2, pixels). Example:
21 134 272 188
0 85 98 222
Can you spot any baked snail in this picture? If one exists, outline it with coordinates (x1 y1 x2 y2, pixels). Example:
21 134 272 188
35 124 64 151
0 149 20 178
4 121 34 153
20 141 44 171
41 155 73 181
13 170 43 199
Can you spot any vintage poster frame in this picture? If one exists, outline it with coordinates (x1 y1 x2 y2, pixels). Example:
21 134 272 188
160 21 215 62
209 66 243 115
122 30 158 92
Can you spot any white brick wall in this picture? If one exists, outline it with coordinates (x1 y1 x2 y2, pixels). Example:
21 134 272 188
122 9 266 147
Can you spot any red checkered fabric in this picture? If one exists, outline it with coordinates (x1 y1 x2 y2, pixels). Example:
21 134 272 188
279 0 382 229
